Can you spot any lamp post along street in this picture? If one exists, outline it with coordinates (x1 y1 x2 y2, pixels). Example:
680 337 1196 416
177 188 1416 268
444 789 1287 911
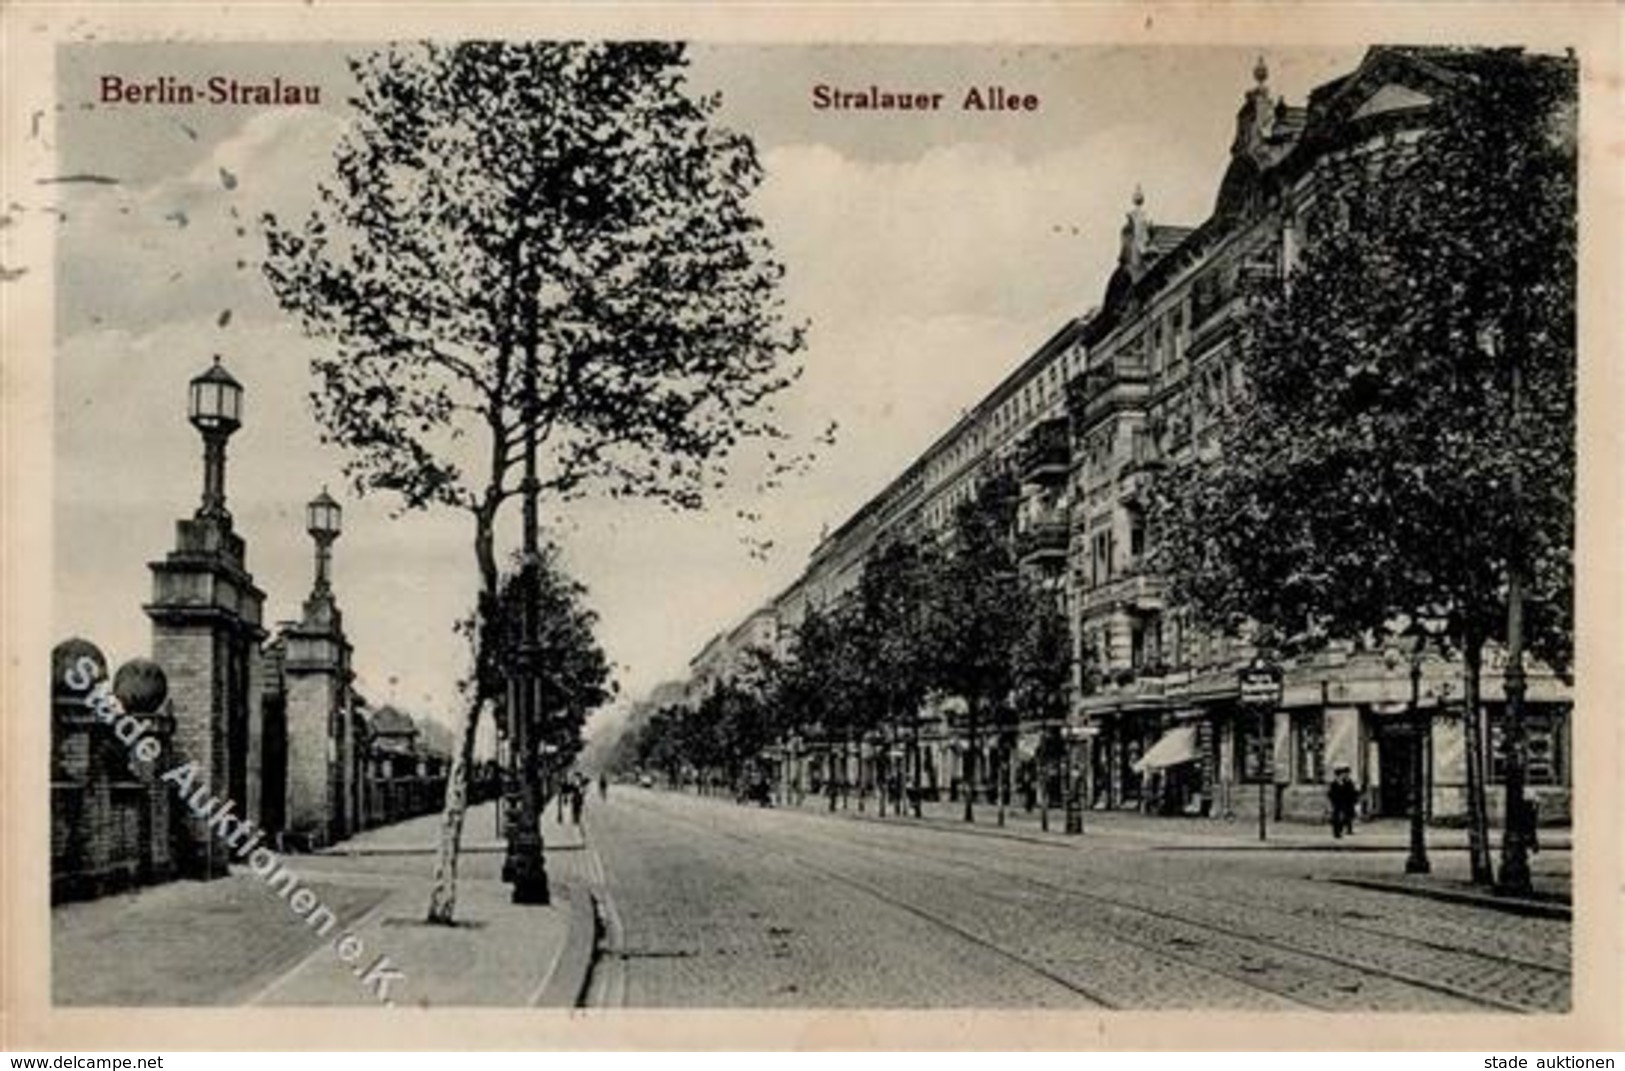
1399 612 1451 876
502 260 549 907
1406 650 1431 875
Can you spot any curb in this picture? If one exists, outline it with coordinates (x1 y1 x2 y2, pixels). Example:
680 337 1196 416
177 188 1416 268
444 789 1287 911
783 800 1082 850
315 841 589 858
531 880 599 1008
777 800 1573 855
1152 841 1573 854
1320 875 1572 920
314 843 507 857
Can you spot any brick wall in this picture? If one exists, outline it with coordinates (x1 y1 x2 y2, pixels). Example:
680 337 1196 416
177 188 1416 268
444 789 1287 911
50 695 178 903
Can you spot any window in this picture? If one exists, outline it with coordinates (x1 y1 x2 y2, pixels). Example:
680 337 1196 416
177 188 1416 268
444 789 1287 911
1294 712 1326 784
1488 707 1565 786
1130 427 1154 466
1240 712 1273 784
1169 398 1190 445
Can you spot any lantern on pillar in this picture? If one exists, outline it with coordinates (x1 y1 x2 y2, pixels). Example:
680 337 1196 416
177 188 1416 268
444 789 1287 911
305 488 342 595
187 356 243 518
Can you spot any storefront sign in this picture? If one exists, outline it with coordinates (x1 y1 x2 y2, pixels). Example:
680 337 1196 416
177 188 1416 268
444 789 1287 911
1237 658 1283 707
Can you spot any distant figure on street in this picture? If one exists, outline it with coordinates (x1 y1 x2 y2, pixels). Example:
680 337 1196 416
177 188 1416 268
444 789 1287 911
1328 766 1360 838
569 778 585 826
598 772 608 800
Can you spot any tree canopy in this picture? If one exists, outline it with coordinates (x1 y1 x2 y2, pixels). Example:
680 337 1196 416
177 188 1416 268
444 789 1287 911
1148 50 1575 673
263 41 806 576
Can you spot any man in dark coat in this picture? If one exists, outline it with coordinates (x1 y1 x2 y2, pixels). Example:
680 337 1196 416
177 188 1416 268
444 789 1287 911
1327 766 1360 838
569 777 585 825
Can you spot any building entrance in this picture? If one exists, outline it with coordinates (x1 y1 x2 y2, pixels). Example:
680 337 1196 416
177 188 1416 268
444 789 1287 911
1375 722 1420 818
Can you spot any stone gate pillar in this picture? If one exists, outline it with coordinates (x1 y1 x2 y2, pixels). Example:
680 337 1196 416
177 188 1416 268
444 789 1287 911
144 356 266 879
279 489 352 847
280 598 351 846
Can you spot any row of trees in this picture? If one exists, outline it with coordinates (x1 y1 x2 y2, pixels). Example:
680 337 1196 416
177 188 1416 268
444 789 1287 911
617 471 1073 824
617 52 1576 889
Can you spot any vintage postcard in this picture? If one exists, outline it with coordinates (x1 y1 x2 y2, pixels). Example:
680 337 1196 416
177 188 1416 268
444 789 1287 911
2 1 1620 1053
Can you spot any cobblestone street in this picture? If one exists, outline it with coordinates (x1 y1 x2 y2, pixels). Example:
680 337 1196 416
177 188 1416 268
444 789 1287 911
580 786 1572 1011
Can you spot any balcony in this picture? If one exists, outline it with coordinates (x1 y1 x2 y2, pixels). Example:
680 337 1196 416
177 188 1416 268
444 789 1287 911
1065 360 1154 429
1016 513 1070 568
1017 417 1071 484
1189 306 1240 355
1116 460 1162 505
1078 568 1166 614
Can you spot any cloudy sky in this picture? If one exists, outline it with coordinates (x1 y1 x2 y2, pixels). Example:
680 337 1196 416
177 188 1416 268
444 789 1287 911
47 40 1366 741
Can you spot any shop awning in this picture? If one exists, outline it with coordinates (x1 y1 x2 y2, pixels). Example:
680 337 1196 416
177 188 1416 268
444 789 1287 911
1131 726 1200 773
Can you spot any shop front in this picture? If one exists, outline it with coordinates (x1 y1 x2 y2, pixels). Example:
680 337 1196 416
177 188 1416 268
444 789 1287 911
1130 722 1205 815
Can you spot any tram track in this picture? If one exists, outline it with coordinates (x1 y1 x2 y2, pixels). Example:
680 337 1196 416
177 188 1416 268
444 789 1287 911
630 801 1303 1009
618 792 1567 1013
806 823 1566 1013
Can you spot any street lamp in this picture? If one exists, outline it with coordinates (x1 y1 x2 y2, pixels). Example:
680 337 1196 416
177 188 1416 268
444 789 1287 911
305 488 342 596
187 355 243 518
1393 613 1448 875
501 265 550 906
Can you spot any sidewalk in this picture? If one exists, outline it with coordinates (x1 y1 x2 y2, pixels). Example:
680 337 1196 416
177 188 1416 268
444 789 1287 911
770 789 1572 913
780 790 1569 850
318 797 587 854
53 800 597 1007
258 800 596 1007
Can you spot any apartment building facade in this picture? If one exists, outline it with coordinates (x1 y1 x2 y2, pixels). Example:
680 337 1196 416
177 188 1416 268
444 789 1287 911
678 46 1573 826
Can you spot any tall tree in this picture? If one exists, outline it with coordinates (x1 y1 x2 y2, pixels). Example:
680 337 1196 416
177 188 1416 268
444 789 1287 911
855 539 935 816
1011 576 1071 825
925 470 1026 823
783 605 862 811
1148 50 1574 884
263 42 805 922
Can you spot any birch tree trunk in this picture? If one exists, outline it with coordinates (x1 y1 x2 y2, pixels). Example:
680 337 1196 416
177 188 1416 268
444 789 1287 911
426 504 503 925
426 693 486 923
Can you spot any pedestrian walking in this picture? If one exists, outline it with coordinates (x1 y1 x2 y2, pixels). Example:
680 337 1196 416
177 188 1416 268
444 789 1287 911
598 772 608 800
569 777 585 825
1327 765 1360 838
